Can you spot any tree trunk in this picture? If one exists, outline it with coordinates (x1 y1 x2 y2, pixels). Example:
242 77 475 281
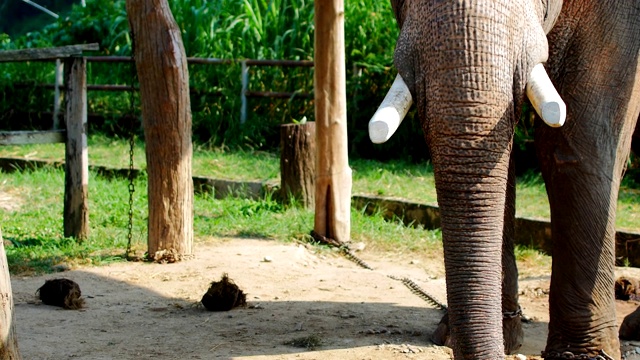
280 122 316 208
126 0 194 262
313 0 352 243
0 230 21 359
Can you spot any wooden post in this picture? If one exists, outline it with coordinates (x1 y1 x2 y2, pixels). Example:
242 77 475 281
127 0 194 262
280 122 316 207
63 56 89 241
313 0 352 242
53 59 63 130
0 229 21 359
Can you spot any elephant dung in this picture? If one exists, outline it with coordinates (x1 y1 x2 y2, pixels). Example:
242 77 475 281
201 273 247 311
36 278 84 310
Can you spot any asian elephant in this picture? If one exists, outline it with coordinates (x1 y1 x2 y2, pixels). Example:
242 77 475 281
379 0 640 358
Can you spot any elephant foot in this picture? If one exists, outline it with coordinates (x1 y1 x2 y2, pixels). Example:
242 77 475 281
430 310 523 355
502 310 523 355
431 312 455 347
620 305 640 340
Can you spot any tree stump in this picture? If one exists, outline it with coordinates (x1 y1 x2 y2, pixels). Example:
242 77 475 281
0 229 21 359
280 122 316 208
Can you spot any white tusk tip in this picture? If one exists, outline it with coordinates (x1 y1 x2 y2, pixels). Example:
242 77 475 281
540 101 566 128
369 107 401 144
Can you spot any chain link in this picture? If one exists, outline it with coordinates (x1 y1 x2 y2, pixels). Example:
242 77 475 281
542 350 615 360
503 306 523 319
125 31 137 260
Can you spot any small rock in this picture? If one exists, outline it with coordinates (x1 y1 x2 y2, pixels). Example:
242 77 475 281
351 242 366 251
262 256 272 262
410 260 420 265
51 264 71 272
516 354 527 360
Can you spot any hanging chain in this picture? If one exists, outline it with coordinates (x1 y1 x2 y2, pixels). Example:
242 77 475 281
125 31 137 260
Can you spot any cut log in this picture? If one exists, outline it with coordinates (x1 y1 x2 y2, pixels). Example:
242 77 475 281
280 122 316 207
0 229 21 359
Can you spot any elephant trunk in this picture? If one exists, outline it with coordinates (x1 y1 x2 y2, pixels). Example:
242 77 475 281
431 100 513 358
417 3 522 357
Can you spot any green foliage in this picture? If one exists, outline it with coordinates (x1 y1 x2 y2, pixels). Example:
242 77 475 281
0 0 425 158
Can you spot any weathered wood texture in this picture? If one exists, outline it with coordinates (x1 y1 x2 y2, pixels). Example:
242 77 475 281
0 230 21 359
0 130 65 145
0 43 98 62
127 0 194 261
313 0 352 243
63 57 89 241
280 122 316 207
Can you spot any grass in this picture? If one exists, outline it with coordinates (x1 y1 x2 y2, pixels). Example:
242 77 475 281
1 134 639 276
2 134 639 228
0 165 442 275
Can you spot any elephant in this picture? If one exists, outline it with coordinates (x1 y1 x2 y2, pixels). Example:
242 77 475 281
374 0 640 358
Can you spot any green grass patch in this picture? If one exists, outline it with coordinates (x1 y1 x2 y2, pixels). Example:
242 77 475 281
1 135 639 230
2 135 640 275
0 165 443 275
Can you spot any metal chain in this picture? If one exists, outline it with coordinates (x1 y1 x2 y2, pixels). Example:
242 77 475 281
125 31 137 260
387 274 448 311
309 230 448 311
542 350 615 360
309 231 534 320
503 306 523 319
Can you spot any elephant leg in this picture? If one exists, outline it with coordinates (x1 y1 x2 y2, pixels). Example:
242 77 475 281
537 4 640 357
502 154 523 354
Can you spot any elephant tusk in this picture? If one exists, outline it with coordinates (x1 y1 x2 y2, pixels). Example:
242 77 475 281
368 74 413 144
526 63 566 127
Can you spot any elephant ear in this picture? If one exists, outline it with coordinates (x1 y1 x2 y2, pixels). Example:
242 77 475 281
390 0 406 28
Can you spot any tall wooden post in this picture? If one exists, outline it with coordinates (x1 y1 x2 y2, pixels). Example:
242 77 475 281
313 0 352 242
127 0 194 262
0 230 21 359
63 56 89 241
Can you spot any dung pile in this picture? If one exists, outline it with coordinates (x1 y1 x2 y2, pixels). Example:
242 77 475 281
201 273 246 311
36 278 84 310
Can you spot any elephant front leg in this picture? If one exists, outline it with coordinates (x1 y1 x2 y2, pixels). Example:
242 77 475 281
502 155 523 354
540 156 620 359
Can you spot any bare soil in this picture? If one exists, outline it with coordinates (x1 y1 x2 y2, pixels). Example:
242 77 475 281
10 238 640 359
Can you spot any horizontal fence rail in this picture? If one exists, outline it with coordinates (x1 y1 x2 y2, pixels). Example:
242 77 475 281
5 55 315 125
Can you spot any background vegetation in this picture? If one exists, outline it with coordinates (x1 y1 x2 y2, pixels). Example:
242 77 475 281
0 0 430 161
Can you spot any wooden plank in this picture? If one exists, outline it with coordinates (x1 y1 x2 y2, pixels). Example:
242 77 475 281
63 57 89 241
0 130 65 145
0 43 99 62
313 0 352 243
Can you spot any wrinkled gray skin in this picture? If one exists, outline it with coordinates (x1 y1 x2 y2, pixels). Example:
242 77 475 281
390 0 640 358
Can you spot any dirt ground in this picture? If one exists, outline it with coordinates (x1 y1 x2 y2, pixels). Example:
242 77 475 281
9 237 640 360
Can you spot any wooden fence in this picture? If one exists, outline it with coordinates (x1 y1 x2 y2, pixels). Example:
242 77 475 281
9 55 315 126
0 43 315 241
0 43 98 241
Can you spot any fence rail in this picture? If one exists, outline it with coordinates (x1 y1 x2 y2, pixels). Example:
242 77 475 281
7 55 315 124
